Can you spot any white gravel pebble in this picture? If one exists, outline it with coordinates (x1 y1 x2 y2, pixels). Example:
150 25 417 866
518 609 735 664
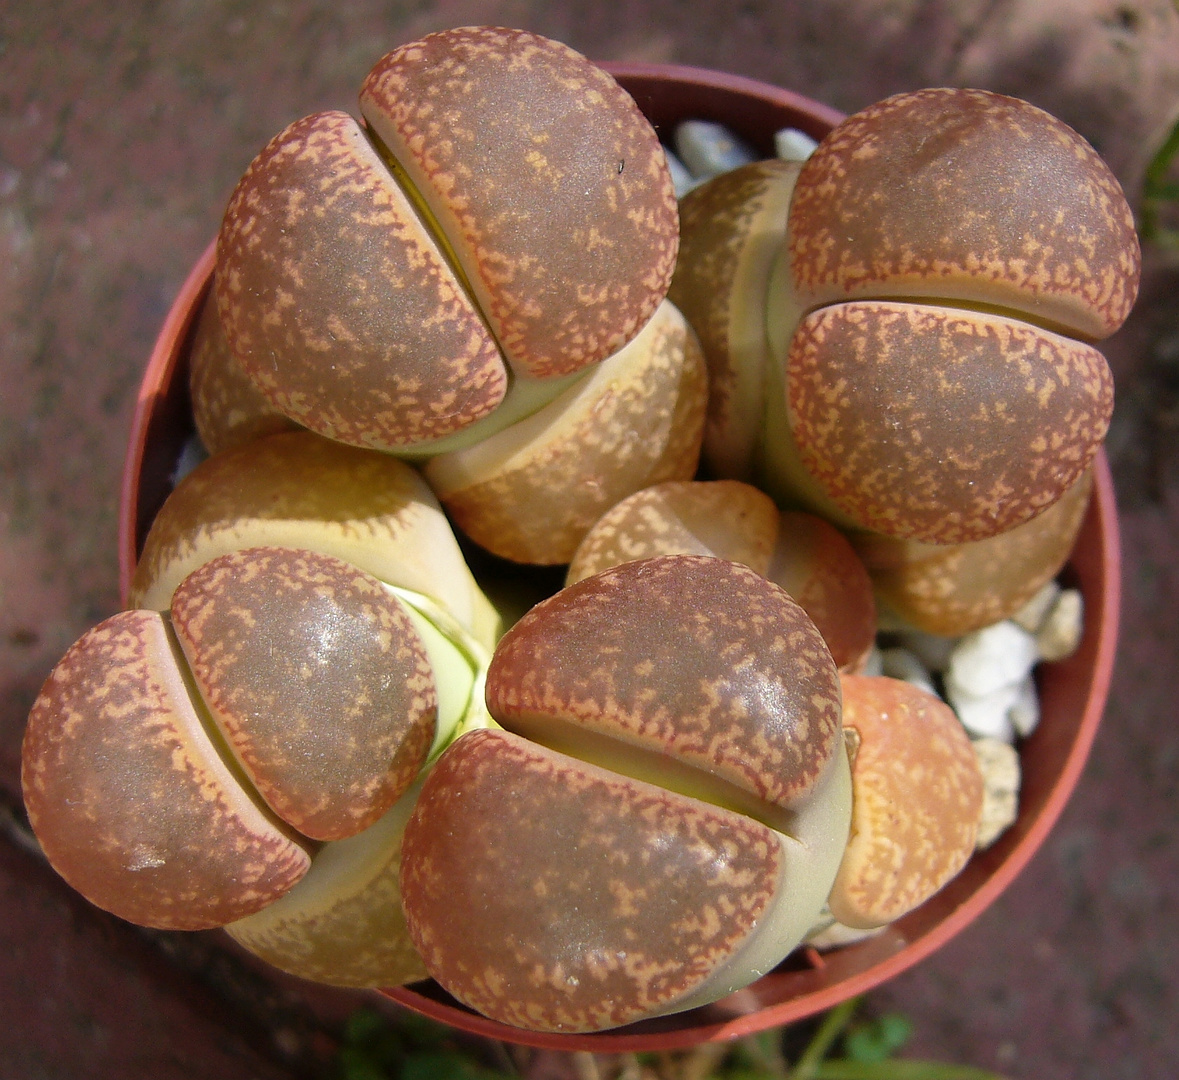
947 621 1040 698
948 681 1021 742
774 126 819 160
1011 579 1062 634
972 737 1021 849
1036 589 1084 662
663 146 698 198
1007 674 1041 737
879 646 939 699
673 119 757 179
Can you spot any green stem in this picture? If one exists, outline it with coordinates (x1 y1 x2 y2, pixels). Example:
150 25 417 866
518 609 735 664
789 998 862 1079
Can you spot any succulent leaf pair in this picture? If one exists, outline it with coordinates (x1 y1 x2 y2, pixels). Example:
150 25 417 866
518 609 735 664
674 86 1138 549
20 26 1138 1038
195 26 703 566
24 436 492 988
671 87 1136 635
216 27 679 454
24 430 862 1022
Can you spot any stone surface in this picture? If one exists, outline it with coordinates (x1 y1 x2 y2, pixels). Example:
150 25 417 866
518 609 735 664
972 737 1021 849
774 126 819 160
948 621 1040 695
674 118 757 178
1037 588 1086 662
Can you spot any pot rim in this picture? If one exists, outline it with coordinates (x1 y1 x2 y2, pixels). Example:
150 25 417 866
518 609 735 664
117 60 1121 1052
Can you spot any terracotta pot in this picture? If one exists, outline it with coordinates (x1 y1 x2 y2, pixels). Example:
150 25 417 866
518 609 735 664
118 63 1120 1053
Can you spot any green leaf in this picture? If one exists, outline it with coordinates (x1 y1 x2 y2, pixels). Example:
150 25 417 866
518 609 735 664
1139 111 1179 241
397 1012 456 1051
727 1040 765 1071
842 1013 912 1063
1144 115 1179 193
402 1050 494 1080
343 1008 393 1046
809 1060 1011 1079
336 1013 403 1077
334 1047 385 1080
335 1007 495 1080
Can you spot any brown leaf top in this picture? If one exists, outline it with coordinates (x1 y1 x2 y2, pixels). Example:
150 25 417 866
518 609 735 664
22 611 309 929
830 675 983 928
789 88 1140 339
361 27 678 377
400 729 784 1032
566 479 780 586
216 110 507 449
787 301 1113 543
171 547 436 841
487 555 841 811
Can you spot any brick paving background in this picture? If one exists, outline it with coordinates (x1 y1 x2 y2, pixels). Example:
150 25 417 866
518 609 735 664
2 2 1178 1076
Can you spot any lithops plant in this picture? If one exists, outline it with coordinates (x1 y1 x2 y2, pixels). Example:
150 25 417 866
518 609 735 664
779 301 1112 543
827 675 984 930
668 159 802 481
21 547 464 937
187 288 296 456
423 300 708 565
169 548 438 841
399 555 852 1033
29 52 1131 1034
223 778 431 989
215 26 677 456
759 87 1139 543
22 607 311 931
566 480 876 671
852 467 1094 636
128 430 500 652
